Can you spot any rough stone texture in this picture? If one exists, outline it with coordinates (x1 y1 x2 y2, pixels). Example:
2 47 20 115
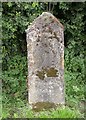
26 12 65 110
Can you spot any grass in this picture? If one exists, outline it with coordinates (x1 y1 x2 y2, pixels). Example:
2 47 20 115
2 102 83 118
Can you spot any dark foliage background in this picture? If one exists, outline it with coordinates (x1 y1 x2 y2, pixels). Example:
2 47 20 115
1 2 86 118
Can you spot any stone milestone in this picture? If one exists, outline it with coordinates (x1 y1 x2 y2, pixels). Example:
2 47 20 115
26 12 65 110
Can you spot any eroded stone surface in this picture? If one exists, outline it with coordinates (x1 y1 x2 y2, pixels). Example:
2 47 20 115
26 12 65 110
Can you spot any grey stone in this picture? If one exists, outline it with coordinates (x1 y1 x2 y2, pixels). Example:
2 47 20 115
26 12 65 110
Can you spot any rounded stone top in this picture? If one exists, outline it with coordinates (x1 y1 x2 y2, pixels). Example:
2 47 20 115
41 12 63 28
25 12 64 33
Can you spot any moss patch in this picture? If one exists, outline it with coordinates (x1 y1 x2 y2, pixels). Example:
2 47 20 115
32 102 57 111
46 67 58 77
36 67 58 80
36 70 45 80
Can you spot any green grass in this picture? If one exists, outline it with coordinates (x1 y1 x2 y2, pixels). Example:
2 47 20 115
2 102 83 118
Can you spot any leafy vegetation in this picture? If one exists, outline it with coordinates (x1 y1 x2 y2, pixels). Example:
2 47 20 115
1 2 85 119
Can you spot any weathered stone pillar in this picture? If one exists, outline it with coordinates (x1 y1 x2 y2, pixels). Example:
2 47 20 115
26 12 65 110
